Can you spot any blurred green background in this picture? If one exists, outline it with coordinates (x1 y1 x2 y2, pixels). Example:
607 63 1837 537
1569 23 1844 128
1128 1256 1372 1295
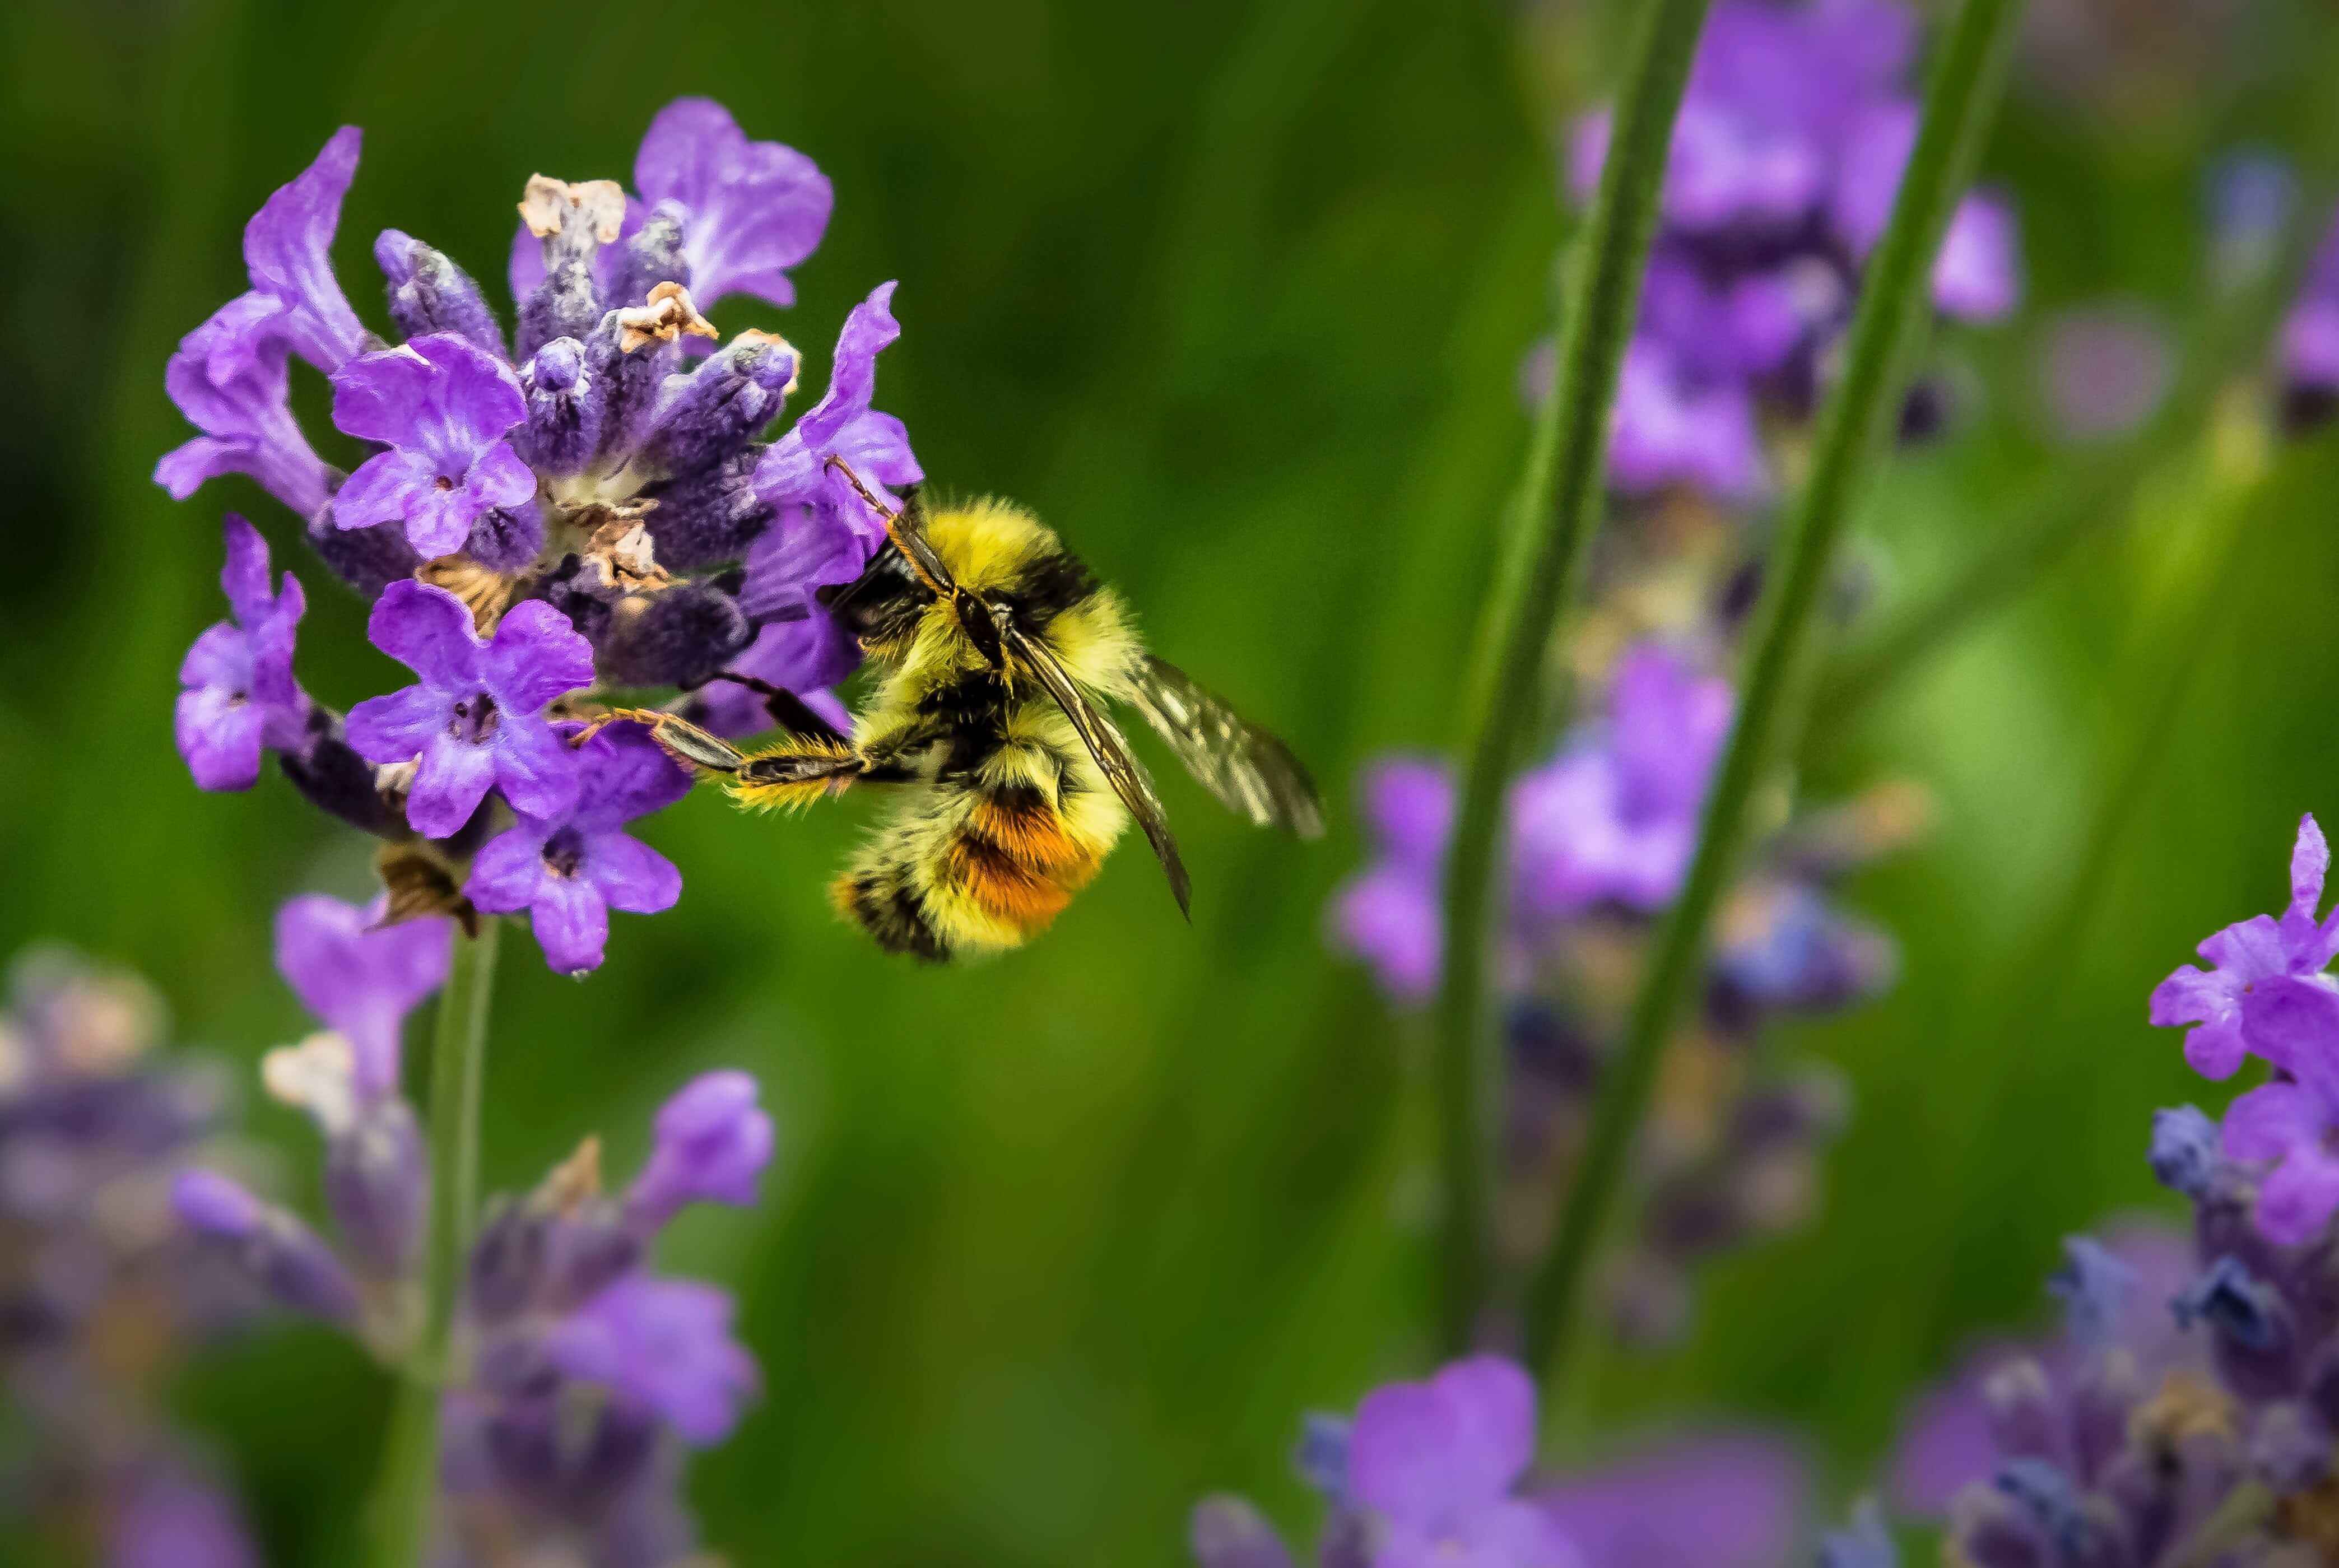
6 0 2339 1561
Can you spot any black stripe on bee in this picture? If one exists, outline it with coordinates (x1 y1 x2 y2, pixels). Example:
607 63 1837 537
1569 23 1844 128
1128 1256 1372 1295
1001 551 1098 624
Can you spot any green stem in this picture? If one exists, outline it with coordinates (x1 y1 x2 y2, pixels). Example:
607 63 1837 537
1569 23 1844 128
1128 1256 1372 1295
1429 0 1714 1356
1813 179 2336 739
1520 0 2026 1384
366 918 501 1568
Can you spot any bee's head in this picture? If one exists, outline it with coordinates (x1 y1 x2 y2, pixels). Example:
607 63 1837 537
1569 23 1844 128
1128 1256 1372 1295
818 538 934 651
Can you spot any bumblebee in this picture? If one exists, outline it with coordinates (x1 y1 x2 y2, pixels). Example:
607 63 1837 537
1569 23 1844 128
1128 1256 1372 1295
591 458 1323 960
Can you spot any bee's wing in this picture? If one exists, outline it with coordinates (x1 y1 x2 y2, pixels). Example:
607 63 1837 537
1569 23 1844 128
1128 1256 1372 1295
998 618 1191 919
1126 656 1324 838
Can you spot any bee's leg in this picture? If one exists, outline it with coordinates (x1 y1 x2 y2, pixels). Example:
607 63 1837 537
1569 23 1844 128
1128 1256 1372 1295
728 736 868 812
699 669 850 744
575 709 751 776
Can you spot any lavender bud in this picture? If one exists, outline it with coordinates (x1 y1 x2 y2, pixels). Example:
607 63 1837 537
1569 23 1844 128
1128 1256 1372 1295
608 206 690 313
2175 1257 2301 1401
2149 1106 2221 1199
544 1209 643 1309
638 333 800 478
637 451 774 569
2067 1348 2142 1486
2308 1343 2339 1432
1948 1482 2048 1568
463 504 546 574
2048 1237 2137 1344
324 1100 425 1277
279 729 405 839
172 1169 357 1323
307 509 421 598
1292 1412 1350 1502
1817 1500 1897 1568
1187 1497 1294 1568
624 1071 775 1234
1991 1460 2116 1566
467 1197 550 1323
517 176 625 361
587 313 677 471
596 583 752 689
513 338 603 477
1982 1360 2066 1467
375 229 505 359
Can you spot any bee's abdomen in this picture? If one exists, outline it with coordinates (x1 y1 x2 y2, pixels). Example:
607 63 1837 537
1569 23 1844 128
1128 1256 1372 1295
830 858 950 963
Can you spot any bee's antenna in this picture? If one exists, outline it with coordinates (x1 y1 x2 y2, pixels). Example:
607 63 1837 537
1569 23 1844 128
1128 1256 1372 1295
826 455 952 598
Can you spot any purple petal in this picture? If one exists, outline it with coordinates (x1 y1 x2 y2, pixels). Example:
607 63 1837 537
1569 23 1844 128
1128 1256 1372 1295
345 683 450 764
1327 864 1442 1004
571 721 695 830
1608 339 1767 497
464 825 551 914
156 335 334 518
1538 1433 1806 1568
587 832 682 914
2238 974 2339 1082
1349 1356 1536 1524
401 477 490 559
2198 915 2289 980
2257 1141 2339 1246
1361 758 1454 867
368 580 486 690
1934 191 2020 322
2147 964 2226 1029
178 620 253 694
626 1070 775 1229
175 685 265 792
332 448 435 531
634 97 832 310
274 894 450 1096
2293 814 2329 922
2222 1080 2325 1162
468 440 538 511
219 515 275 622
111 1466 261 1568
529 872 611 975
481 599 596 715
243 126 368 373
545 1276 759 1444
491 715 584 824
754 282 920 512
407 733 499 839
2182 1018 2249 1083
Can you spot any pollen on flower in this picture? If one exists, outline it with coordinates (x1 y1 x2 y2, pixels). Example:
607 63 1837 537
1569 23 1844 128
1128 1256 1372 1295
518 174 626 241
617 280 720 352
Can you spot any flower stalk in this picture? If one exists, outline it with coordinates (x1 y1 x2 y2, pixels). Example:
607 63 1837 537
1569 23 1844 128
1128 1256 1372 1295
1520 0 2028 1385
1430 0 1714 1357
366 917 500 1568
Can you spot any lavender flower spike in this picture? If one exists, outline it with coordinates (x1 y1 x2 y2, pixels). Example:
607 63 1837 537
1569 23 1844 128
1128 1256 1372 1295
465 722 690 975
625 1071 776 1232
273 893 451 1096
2151 813 2339 1079
345 581 593 837
545 1276 761 1445
1346 1356 1582 1567
175 517 311 792
329 333 537 557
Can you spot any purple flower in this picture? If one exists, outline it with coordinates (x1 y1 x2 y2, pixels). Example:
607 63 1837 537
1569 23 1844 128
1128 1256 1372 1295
625 1071 776 1231
545 1276 760 1445
329 334 536 557
1346 1356 1581 1568
687 620 857 739
2038 302 2174 443
751 281 923 565
193 127 370 383
273 894 451 1097
345 582 593 837
110 1464 261 1568
464 722 689 975
2219 975 2339 1244
1537 1432 1806 1568
2150 813 2339 1080
634 98 833 311
155 325 336 519
1327 759 1454 1003
1512 644 1733 919
175 517 311 792
1606 341 1767 497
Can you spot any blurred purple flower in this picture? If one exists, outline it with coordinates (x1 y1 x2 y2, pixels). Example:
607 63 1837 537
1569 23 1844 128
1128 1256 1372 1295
625 1071 776 1231
2219 975 2339 1243
176 517 312 792
345 583 593 837
110 1462 261 1568
171 1169 361 1323
1347 1356 1580 1568
1326 758 1453 1003
546 1276 760 1446
465 721 691 975
1537 1432 1805 1568
273 893 450 1097
2037 302 2174 442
